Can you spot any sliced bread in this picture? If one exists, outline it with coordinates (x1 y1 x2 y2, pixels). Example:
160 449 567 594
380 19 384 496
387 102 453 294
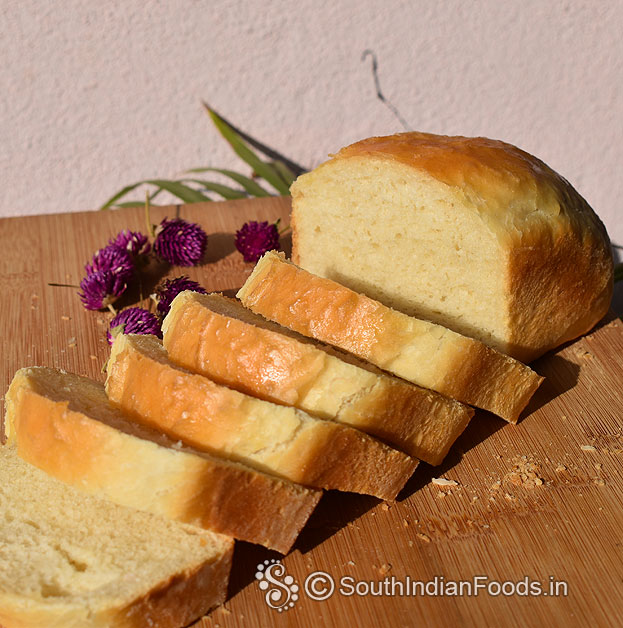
4 367 321 553
0 444 233 628
105 333 417 499
161 291 472 465
237 251 544 423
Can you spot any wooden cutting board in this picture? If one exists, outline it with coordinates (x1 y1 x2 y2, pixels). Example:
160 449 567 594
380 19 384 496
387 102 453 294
1 197 622 628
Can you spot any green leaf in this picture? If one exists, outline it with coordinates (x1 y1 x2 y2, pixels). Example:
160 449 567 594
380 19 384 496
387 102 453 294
205 105 291 196
200 103 308 176
115 201 150 208
100 179 210 209
144 180 211 204
255 160 293 194
186 167 270 197
149 187 165 202
180 178 247 200
100 182 144 210
272 160 298 187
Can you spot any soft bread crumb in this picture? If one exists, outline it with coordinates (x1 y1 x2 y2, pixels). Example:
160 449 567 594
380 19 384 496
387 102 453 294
432 478 458 487
0 446 232 620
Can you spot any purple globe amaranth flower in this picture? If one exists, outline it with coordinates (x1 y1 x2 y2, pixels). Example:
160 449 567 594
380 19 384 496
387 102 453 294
154 218 208 266
235 220 280 263
78 270 128 311
86 244 134 282
109 230 151 257
107 307 162 344
153 276 207 319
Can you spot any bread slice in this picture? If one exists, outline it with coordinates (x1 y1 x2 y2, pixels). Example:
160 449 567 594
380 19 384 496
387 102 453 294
105 333 417 499
0 444 233 628
237 252 544 423
161 291 472 465
290 131 613 363
4 367 321 553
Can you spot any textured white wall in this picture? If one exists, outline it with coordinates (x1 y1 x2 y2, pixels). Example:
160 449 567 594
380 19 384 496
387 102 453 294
1 0 622 251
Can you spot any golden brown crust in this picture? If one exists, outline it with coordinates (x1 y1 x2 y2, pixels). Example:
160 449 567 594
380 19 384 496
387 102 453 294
5 368 321 553
110 551 232 628
237 252 543 422
294 131 613 361
162 291 472 465
106 333 417 499
506 222 613 362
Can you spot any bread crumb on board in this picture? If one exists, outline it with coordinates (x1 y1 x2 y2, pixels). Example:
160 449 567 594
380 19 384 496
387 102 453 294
376 563 392 576
504 456 544 489
432 478 459 487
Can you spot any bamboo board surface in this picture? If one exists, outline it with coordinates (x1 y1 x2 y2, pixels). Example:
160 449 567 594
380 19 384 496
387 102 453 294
1 197 622 628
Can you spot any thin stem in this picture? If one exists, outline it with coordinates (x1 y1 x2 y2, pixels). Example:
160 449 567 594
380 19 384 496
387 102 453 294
145 191 155 238
48 282 80 289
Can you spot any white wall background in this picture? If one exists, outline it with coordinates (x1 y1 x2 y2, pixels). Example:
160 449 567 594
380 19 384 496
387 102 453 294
1 0 622 254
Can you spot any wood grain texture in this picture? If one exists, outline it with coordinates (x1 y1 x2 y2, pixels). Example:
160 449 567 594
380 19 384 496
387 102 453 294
1 197 622 628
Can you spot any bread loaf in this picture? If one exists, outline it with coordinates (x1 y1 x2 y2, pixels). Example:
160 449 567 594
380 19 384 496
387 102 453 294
237 251 543 423
290 132 614 363
0 445 233 628
161 291 472 465
4 367 321 553
106 333 417 499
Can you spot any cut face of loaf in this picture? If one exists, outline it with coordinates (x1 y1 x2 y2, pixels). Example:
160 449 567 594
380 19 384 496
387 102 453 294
0 445 233 628
237 252 544 423
161 291 472 465
290 132 614 363
106 333 417 500
4 367 321 553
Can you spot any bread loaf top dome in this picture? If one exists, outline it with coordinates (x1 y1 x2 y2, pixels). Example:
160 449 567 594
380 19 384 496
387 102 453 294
334 132 609 247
